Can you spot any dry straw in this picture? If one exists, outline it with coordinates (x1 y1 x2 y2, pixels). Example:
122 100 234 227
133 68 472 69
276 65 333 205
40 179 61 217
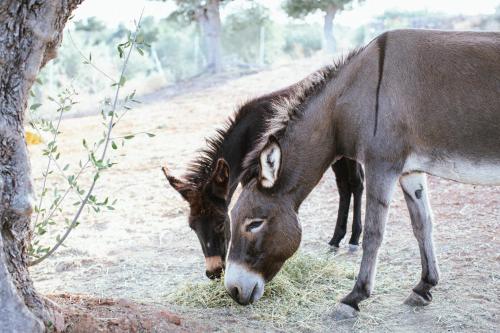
168 251 357 331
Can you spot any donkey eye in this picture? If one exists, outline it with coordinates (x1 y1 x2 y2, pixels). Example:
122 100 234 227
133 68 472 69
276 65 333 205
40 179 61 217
246 219 265 232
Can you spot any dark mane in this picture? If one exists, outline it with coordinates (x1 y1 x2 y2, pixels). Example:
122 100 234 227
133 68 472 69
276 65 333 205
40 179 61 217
241 48 366 183
181 88 289 187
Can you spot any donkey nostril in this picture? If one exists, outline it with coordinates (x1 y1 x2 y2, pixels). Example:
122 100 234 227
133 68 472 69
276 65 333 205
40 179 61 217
230 286 240 301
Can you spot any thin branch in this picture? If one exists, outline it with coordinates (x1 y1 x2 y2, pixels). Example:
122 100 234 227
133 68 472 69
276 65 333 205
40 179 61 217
42 158 91 225
33 102 65 227
29 9 144 266
67 30 116 83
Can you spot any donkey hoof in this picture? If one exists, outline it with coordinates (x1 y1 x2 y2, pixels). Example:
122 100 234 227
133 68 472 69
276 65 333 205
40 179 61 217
329 244 340 253
333 303 359 320
348 244 359 253
404 291 431 307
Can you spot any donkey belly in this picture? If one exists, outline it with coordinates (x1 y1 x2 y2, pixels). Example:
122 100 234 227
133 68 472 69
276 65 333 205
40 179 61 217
403 154 500 185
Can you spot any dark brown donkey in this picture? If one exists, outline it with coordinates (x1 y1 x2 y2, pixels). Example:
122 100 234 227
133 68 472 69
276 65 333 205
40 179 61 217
224 29 500 318
162 74 364 279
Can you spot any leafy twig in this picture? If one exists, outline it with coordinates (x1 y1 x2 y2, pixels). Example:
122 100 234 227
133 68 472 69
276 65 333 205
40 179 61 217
29 9 145 266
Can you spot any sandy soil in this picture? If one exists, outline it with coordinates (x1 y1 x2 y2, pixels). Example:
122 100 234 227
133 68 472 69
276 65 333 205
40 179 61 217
29 56 499 332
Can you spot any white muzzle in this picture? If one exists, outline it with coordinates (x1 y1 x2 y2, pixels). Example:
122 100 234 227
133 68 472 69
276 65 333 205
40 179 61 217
224 261 265 305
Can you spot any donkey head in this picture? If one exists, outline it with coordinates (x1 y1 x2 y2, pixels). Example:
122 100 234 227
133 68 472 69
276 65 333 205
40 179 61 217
224 136 302 305
162 158 230 279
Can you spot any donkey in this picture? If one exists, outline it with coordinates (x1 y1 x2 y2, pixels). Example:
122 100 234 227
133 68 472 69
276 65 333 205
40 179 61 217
224 29 500 318
162 74 364 280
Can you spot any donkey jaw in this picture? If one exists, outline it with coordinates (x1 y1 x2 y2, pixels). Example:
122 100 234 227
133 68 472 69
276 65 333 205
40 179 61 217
224 262 265 305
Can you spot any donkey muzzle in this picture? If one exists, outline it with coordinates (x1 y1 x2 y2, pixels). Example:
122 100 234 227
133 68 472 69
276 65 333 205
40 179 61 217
224 261 265 305
205 256 224 279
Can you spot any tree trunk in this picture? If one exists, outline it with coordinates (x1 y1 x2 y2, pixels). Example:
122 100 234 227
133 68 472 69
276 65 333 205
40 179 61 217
323 5 337 54
195 0 222 73
0 1 83 331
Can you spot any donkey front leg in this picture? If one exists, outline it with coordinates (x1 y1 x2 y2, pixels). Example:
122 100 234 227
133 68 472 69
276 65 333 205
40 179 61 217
335 164 399 319
400 173 439 306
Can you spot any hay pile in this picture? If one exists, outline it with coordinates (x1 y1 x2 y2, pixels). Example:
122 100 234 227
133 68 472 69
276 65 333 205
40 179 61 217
168 252 356 330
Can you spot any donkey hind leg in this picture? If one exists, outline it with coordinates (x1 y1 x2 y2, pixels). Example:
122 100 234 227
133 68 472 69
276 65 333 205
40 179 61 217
335 164 399 319
400 173 439 306
329 160 352 249
348 160 364 251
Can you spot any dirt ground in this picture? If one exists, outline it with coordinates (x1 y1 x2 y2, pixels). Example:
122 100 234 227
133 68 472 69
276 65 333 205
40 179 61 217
29 56 499 332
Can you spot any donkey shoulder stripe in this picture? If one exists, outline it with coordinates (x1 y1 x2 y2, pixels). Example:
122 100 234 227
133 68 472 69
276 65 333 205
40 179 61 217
374 31 388 137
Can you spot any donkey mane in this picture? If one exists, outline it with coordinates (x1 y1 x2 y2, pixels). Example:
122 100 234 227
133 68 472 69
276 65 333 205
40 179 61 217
241 48 366 183
182 88 288 187
182 106 252 187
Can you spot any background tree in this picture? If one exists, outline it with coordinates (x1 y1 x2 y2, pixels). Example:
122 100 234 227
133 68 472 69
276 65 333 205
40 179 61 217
282 0 359 53
169 0 231 73
222 3 275 65
0 1 83 331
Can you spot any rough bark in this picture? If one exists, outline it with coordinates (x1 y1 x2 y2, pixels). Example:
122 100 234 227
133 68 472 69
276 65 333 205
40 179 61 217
0 1 83 331
194 0 222 73
323 5 337 54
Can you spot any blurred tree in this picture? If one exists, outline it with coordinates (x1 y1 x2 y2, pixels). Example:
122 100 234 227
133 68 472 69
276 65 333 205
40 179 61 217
153 18 200 80
223 3 276 65
167 0 232 73
282 0 359 53
74 16 106 33
283 22 322 58
74 17 106 45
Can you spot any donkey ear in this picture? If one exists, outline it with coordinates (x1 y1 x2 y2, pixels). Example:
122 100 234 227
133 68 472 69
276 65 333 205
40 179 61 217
161 166 194 202
259 135 282 188
210 158 230 200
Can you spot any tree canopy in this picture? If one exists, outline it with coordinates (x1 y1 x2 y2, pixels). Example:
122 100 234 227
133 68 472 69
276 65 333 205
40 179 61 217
282 0 356 18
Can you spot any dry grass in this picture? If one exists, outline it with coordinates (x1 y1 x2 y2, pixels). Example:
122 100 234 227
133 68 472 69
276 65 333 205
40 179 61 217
168 252 357 331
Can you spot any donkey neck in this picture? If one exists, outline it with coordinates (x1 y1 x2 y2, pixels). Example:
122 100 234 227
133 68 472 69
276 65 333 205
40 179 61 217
279 88 338 208
213 103 273 196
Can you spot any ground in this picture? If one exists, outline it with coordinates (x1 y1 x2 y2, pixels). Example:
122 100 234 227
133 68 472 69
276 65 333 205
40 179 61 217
29 56 499 332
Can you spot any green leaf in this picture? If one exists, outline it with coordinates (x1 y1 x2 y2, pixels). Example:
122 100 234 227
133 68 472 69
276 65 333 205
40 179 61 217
117 45 124 58
124 135 134 140
30 103 42 110
119 76 126 87
111 141 117 150
146 133 155 137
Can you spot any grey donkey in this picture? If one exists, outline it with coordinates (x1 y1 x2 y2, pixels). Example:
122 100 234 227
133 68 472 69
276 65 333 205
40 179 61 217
222 29 500 319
